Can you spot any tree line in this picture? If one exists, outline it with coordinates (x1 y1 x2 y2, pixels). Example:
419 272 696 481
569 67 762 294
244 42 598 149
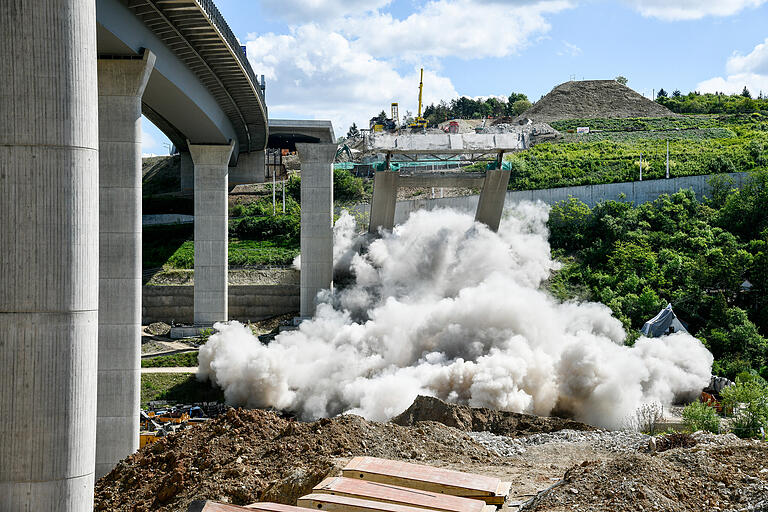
655 88 768 115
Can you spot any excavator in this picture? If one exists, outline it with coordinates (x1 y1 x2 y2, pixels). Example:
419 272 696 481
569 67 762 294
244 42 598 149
408 68 428 130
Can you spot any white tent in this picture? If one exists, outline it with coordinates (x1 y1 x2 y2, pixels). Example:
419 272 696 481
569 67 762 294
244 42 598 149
640 303 688 337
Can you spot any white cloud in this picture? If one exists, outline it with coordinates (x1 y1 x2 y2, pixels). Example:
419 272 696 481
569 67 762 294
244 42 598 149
341 0 573 60
697 38 768 96
727 37 768 75
244 0 575 131
247 25 459 135
257 0 392 22
697 73 768 96
557 40 582 57
621 0 767 20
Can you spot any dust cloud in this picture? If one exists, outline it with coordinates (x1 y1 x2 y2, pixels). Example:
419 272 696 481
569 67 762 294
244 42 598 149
198 203 712 429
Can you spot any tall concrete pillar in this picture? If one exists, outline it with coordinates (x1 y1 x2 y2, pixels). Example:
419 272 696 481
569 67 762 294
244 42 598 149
180 152 194 194
96 51 156 479
368 170 400 234
190 142 235 324
297 143 336 317
229 150 265 188
0 2 99 510
475 169 511 232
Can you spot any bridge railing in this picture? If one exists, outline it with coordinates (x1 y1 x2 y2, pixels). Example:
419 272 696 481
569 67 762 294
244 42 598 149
196 0 264 102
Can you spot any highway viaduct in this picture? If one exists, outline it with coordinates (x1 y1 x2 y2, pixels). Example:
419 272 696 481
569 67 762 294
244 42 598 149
0 1 335 510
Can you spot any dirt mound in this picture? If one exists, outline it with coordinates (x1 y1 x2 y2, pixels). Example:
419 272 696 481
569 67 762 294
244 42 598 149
95 408 499 511
391 396 596 436
523 441 768 511
143 155 181 196
520 80 676 123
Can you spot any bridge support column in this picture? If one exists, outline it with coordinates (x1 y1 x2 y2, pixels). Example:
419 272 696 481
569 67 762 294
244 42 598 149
229 150 265 188
475 169 511 232
368 171 400 234
96 51 155 479
297 143 336 317
0 1 99 510
190 142 235 324
180 151 194 194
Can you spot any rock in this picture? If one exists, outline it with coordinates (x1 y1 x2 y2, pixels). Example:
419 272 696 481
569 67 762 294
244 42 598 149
392 396 597 436
146 322 171 336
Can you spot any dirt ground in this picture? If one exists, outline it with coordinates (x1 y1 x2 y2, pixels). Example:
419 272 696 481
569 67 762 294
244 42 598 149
94 399 768 512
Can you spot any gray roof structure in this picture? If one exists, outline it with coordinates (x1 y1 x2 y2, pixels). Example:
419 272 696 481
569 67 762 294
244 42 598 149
640 304 689 338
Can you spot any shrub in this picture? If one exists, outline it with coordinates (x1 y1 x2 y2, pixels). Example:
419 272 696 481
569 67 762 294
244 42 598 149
232 214 300 242
682 401 720 433
628 402 663 435
720 377 768 438
334 168 364 202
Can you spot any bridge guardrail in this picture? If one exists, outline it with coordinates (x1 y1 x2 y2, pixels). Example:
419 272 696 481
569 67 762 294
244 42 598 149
196 0 264 102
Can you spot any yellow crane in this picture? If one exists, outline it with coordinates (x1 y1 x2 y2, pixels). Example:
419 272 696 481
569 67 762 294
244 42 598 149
409 68 428 130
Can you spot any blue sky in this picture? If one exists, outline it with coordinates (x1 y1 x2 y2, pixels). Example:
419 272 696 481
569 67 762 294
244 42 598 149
141 0 768 155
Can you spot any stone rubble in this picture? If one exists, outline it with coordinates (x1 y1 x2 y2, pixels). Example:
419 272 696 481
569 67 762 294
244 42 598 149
468 428 650 457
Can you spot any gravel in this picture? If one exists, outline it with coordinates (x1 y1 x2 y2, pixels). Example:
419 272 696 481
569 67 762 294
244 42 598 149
468 428 650 457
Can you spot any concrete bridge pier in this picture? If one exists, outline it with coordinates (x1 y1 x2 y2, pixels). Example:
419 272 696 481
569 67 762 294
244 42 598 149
475 169 512 232
369 171 400 234
0 1 99 510
297 143 337 317
96 51 156 479
190 142 235 324
180 152 194 194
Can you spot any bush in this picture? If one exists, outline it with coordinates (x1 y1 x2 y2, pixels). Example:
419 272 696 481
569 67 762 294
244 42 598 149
285 169 365 204
682 401 720 433
720 377 768 438
628 402 663 435
231 214 299 242
334 168 364 202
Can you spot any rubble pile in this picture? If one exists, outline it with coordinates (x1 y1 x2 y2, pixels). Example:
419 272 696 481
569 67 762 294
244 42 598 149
97 397 768 512
468 429 650 457
522 436 768 512
519 79 677 123
94 407 499 512
392 395 595 436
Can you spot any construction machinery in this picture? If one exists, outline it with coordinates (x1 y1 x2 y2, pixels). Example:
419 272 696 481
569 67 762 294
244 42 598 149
409 68 428 130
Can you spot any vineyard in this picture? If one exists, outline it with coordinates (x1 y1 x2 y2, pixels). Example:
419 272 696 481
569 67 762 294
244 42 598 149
483 113 768 191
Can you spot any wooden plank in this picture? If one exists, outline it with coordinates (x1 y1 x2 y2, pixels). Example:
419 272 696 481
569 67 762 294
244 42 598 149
313 477 487 512
341 457 509 504
188 501 304 512
298 493 440 512
243 504 309 512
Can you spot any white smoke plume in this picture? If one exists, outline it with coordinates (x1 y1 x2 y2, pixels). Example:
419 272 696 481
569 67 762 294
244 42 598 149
198 203 713 429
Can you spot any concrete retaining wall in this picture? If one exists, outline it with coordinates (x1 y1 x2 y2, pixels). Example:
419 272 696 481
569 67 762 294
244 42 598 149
348 172 750 226
142 284 299 324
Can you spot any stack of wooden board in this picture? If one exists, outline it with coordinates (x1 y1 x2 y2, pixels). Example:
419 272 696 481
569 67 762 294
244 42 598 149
188 502 307 512
340 457 511 505
187 457 511 512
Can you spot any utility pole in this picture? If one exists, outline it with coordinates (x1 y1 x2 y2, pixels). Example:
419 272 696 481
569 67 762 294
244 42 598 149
666 140 670 179
639 152 643 181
